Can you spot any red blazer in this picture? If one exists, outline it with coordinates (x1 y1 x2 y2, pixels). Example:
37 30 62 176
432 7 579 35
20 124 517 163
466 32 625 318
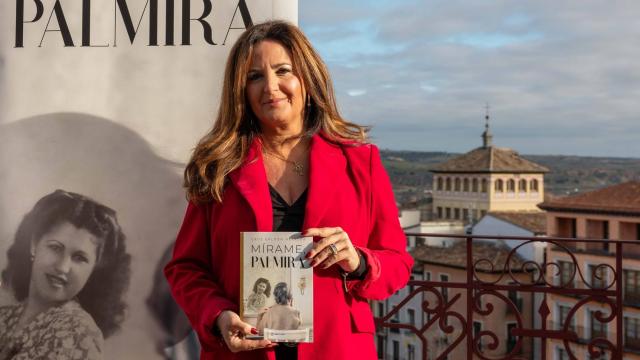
164 134 413 360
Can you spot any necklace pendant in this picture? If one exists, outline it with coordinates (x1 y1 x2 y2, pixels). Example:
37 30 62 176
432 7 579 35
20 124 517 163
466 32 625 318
293 162 304 176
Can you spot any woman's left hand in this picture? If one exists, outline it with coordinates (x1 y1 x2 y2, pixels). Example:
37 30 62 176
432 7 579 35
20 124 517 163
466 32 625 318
303 227 360 273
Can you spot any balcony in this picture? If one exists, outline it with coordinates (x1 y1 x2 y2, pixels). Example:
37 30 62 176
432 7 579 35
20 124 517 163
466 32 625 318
374 233 640 360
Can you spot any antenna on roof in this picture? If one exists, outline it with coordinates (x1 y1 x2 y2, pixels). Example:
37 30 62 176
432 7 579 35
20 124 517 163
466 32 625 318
482 102 493 148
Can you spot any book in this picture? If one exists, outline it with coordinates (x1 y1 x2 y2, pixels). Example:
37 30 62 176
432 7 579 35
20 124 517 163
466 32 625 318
240 232 314 342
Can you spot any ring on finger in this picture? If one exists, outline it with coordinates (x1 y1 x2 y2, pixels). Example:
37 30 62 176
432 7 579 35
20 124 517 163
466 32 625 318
329 243 339 256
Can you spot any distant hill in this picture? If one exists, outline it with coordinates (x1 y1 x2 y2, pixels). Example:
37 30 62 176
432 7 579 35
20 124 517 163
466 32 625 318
380 149 640 204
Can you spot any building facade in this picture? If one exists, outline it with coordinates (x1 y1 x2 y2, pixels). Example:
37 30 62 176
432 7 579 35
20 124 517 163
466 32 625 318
539 181 640 360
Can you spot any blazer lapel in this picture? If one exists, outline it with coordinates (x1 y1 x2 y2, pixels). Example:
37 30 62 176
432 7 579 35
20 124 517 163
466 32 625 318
229 138 273 231
303 134 345 230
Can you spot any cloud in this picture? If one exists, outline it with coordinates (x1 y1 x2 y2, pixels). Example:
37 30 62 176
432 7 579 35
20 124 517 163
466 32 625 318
300 1 640 157
347 89 367 96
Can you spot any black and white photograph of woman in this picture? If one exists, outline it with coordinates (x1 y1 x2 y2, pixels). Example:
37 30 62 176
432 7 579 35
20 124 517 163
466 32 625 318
246 277 272 314
0 189 131 360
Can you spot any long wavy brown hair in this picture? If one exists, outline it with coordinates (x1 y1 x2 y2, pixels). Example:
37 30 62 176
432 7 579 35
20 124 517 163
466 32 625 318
184 20 369 203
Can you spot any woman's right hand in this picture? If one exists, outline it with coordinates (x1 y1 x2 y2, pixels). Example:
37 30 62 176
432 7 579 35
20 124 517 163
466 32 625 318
216 310 276 352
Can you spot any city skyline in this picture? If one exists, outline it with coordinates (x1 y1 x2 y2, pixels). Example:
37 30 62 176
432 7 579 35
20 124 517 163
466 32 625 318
299 1 640 158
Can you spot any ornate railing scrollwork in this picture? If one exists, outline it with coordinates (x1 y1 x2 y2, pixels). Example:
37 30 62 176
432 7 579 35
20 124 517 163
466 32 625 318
374 233 636 360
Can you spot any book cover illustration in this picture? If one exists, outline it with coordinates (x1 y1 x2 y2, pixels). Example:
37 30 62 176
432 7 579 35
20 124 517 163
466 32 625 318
240 232 313 342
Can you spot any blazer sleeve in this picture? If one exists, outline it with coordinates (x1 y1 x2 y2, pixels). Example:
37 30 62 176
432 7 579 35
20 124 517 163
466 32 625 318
164 201 237 349
348 145 414 300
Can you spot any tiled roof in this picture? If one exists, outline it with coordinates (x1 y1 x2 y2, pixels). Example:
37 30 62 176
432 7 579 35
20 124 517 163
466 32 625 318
410 240 527 273
487 211 547 235
538 181 640 216
431 146 549 173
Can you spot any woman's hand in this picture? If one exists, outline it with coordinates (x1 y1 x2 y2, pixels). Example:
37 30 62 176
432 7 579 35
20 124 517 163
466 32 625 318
215 310 276 352
304 227 360 273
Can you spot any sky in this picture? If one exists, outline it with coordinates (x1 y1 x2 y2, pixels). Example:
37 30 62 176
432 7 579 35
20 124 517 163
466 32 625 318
298 1 640 158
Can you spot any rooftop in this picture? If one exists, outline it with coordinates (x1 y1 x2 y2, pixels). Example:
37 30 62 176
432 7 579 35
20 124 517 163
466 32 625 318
538 180 640 216
486 211 547 235
431 146 549 174
410 240 527 273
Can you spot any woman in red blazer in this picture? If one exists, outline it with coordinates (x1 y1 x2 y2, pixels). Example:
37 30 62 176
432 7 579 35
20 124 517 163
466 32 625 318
164 20 413 360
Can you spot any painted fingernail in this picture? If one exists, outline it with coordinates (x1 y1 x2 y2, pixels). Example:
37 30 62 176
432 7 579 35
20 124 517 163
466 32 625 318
305 252 312 258
251 328 258 334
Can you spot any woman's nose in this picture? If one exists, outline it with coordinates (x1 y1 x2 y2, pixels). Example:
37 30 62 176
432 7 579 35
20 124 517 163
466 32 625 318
263 72 279 93
54 255 72 273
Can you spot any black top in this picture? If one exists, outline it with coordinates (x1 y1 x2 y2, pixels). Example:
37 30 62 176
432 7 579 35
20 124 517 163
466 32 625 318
270 184 307 232
270 184 305 360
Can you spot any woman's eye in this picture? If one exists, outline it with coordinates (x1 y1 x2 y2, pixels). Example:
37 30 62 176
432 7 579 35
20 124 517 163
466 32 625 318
73 254 89 263
247 72 262 81
277 68 291 75
48 244 62 252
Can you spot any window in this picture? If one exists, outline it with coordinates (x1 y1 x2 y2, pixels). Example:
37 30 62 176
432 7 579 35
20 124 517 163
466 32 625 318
507 179 516 192
454 208 460 220
530 179 539 192
557 217 577 239
390 303 400 333
446 178 452 191
625 317 640 350
454 178 461 191
408 308 416 326
559 261 575 287
440 274 449 303
506 323 517 354
463 209 469 221
624 269 640 303
481 179 487 193
557 305 575 332
472 178 478 192
508 288 522 312
377 335 385 359
407 344 415 360
557 347 569 360
392 340 399 360
589 264 608 289
473 321 482 351
590 310 607 339
445 207 451 219
495 179 504 192
437 177 443 191
463 178 469 192
437 207 443 219
518 179 527 193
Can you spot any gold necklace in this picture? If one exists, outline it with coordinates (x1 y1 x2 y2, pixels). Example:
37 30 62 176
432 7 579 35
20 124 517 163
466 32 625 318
263 148 306 176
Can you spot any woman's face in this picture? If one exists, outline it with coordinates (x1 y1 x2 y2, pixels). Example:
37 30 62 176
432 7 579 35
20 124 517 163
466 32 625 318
29 222 99 306
246 40 306 132
257 282 267 294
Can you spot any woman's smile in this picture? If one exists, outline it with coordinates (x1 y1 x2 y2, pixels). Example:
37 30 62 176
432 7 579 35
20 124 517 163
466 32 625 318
263 97 288 106
45 273 68 289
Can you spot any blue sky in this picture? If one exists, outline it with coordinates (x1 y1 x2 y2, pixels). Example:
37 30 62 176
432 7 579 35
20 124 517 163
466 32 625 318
299 1 640 157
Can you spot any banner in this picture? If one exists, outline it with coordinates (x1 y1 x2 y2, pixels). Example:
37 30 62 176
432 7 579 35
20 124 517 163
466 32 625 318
0 1 298 358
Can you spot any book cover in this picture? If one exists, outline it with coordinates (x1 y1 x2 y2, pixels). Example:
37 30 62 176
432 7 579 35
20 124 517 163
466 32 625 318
240 232 314 342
